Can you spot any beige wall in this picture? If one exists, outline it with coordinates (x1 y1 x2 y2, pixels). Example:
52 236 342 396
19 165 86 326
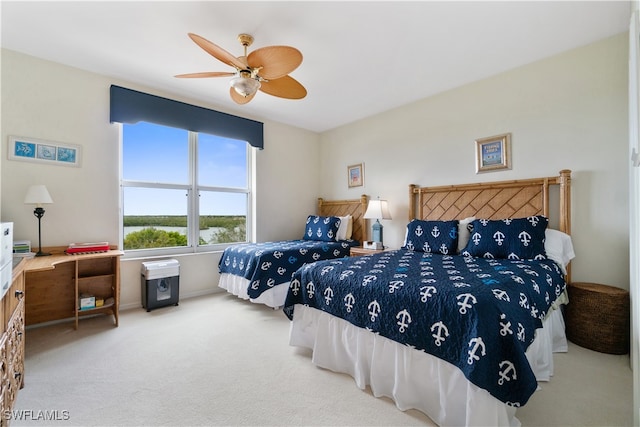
320 33 629 290
0 49 320 309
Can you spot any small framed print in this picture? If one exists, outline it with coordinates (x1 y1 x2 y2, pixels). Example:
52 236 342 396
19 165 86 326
347 163 364 188
8 135 81 167
475 133 511 173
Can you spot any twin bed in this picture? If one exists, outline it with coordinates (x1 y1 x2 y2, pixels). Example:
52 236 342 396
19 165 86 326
283 170 574 426
218 195 368 308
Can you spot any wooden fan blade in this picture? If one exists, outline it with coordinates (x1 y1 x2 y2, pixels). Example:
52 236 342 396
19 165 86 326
247 46 303 80
259 75 307 100
188 33 246 70
229 87 256 105
175 71 235 78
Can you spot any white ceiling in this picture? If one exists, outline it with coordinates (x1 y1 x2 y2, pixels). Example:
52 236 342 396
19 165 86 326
0 1 631 133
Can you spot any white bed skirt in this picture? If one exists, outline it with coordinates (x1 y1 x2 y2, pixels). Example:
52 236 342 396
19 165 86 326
289 303 567 427
218 273 289 308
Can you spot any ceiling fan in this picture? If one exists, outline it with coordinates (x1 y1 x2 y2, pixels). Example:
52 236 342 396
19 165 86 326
175 33 307 105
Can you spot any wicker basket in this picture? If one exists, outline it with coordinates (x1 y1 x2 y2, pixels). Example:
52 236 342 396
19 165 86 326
565 282 630 354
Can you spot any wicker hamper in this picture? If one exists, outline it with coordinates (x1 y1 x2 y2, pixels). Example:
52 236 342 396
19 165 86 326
565 282 630 354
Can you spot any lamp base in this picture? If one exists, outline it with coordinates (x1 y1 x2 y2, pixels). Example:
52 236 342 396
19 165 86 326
371 220 384 248
33 207 50 257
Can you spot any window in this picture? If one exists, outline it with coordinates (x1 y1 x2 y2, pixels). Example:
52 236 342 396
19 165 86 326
121 121 251 255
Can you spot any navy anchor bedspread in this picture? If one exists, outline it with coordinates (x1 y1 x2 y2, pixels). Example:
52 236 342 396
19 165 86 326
219 240 357 299
283 249 566 406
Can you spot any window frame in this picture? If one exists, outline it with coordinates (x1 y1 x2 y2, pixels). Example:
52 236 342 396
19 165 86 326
118 123 254 259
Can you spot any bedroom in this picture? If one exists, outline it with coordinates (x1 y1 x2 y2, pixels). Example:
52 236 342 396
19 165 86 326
0 1 635 425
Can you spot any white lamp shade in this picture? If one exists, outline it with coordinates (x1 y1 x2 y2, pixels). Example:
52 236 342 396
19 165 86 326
24 185 53 206
363 199 391 220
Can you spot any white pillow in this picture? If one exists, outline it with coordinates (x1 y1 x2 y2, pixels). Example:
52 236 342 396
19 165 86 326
544 228 575 274
457 217 476 253
347 216 353 239
336 215 353 240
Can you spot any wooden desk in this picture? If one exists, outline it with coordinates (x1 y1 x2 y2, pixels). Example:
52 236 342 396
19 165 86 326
23 246 123 329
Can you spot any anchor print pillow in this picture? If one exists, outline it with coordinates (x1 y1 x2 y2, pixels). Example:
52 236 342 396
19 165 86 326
303 215 342 242
461 215 548 260
402 219 459 255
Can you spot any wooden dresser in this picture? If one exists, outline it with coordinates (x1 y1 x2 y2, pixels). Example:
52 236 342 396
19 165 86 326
0 247 122 422
1 259 26 424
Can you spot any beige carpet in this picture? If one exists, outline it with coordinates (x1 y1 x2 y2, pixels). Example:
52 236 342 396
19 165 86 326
11 292 633 426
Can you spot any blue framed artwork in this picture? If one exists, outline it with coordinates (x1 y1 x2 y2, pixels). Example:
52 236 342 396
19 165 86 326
8 136 81 167
347 163 364 188
475 133 511 173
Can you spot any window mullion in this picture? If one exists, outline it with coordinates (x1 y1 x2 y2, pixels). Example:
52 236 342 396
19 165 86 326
121 181 190 191
189 131 199 247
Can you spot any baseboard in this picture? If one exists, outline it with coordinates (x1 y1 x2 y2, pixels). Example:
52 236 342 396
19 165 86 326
119 288 222 312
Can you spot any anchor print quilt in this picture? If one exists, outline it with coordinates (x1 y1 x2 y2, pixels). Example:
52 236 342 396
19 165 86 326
218 239 358 299
283 249 567 406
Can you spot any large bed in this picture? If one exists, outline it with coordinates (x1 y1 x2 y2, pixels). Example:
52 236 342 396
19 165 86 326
218 196 369 308
283 170 574 426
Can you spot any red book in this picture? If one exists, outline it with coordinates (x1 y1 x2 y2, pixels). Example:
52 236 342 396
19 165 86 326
65 244 110 254
68 242 109 248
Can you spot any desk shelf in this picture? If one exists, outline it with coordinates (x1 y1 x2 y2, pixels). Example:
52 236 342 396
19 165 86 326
23 247 122 329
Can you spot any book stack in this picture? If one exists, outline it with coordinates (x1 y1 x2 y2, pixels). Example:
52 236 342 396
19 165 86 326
65 242 110 255
13 240 34 258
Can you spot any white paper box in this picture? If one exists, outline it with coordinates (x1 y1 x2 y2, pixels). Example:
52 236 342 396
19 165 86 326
79 296 96 310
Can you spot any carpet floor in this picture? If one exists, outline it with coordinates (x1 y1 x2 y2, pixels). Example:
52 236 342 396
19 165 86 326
11 292 633 426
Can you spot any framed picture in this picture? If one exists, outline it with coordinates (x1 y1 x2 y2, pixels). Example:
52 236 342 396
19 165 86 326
347 163 364 188
475 133 511 173
8 135 81 167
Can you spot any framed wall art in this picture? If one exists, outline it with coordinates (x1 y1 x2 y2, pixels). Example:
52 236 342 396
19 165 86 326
8 135 82 167
475 133 511 173
347 163 364 188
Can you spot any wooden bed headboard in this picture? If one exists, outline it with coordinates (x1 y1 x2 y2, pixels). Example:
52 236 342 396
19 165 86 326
409 169 572 234
318 195 369 243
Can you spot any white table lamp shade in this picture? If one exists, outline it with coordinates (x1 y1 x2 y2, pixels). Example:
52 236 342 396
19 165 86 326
24 185 53 207
364 199 391 220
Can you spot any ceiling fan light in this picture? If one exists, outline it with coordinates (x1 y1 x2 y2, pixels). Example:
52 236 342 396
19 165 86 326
230 74 261 97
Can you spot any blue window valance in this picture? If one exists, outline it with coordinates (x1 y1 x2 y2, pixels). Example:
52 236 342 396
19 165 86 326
109 85 264 149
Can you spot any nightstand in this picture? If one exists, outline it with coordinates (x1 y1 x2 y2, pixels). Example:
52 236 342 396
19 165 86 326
350 246 389 257
565 282 630 354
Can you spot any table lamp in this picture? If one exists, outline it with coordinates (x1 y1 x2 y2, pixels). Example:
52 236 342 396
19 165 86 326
363 198 392 248
24 185 53 257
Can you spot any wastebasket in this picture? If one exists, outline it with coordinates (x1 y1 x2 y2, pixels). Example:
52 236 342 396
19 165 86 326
141 259 180 312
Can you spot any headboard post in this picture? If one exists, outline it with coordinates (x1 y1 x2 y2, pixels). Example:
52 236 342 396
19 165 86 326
360 194 369 241
542 178 550 218
409 184 418 222
558 169 572 235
